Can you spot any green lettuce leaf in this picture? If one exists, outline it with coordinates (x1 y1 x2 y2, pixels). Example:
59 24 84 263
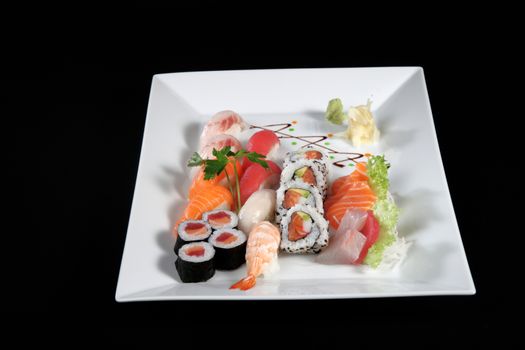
325 98 347 125
364 198 399 268
363 155 399 268
366 155 390 201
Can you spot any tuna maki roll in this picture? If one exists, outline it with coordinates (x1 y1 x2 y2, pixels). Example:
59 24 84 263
175 242 216 283
208 229 247 270
202 209 238 230
174 220 212 255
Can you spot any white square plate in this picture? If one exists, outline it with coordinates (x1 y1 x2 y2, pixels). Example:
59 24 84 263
115 67 475 301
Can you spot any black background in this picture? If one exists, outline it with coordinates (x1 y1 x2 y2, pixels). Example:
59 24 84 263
5 2 506 344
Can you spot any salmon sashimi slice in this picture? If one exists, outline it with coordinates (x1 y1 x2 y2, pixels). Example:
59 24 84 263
330 163 368 195
324 181 374 209
324 163 377 230
325 189 376 230
174 185 234 237
349 162 368 181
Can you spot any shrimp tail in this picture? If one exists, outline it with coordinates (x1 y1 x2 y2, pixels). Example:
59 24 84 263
230 275 256 291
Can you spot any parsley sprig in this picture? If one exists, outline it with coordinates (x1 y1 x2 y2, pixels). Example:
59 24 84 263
187 146 268 211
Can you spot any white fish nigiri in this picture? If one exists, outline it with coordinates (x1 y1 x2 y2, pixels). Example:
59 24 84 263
189 134 244 180
316 209 367 265
199 134 243 159
238 189 276 234
230 221 280 291
200 110 248 148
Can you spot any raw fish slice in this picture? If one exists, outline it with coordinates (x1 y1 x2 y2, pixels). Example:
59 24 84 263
200 110 247 148
316 209 368 265
330 162 368 194
324 162 377 230
324 181 376 229
355 210 380 264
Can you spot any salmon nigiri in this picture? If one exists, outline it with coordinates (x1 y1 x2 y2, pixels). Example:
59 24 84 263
174 185 234 237
230 221 280 291
188 158 243 200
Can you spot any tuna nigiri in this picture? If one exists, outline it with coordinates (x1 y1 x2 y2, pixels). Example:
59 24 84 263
242 130 280 171
230 221 281 291
174 185 234 237
239 160 281 205
200 110 248 148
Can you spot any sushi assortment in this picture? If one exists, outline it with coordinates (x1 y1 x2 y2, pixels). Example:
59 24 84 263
171 109 408 290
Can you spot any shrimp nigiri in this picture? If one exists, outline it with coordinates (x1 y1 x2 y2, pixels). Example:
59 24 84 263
200 110 248 148
230 221 280 291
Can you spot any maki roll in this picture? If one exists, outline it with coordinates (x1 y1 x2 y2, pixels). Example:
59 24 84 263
280 204 329 253
174 220 212 255
208 229 247 270
283 147 329 168
175 242 216 283
280 153 328 199
275 180 324 224
203 209 238 230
